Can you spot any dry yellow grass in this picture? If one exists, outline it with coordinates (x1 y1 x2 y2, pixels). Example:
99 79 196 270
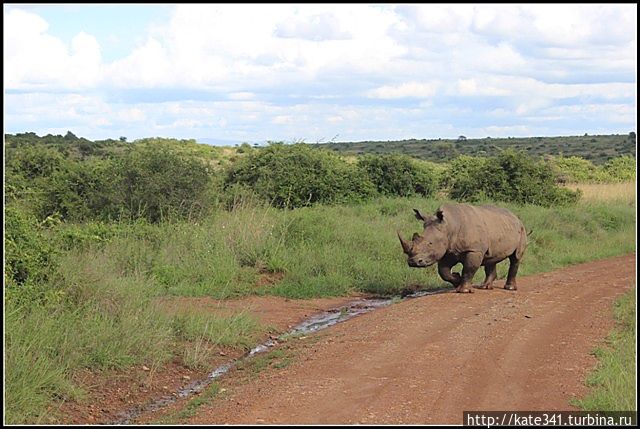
566 181 636 204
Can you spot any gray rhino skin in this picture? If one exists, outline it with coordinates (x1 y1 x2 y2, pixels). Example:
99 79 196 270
398 203 528 293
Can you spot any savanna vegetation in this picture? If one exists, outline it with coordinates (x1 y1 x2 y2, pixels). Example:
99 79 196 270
4 131 636 422
573 289 636 412
318 132 636 164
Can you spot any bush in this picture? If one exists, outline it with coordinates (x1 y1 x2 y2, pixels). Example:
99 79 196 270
224 143 376 208
115 146 213 222
6 141 216 223
40 158 122 222
5 145 66 180
548 155 609 183
439 155 487 199
357 154 438 197
445 150 581 206
4 205 61 305
547 155 636 184
603 156 636 182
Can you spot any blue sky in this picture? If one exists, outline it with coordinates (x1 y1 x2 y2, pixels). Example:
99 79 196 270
5 4 171 62
3 4 637 145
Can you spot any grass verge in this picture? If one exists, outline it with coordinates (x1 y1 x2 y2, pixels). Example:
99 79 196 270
573 289 636 411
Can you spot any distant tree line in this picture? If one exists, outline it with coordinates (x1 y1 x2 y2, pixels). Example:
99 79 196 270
317 132 636 165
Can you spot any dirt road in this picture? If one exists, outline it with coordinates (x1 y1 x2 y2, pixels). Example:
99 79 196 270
169 254 634 424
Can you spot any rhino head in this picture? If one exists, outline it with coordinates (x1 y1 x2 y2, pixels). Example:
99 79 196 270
398 208 449 268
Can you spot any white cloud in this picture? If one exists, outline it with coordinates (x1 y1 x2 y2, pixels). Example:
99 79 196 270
482 125 532 137
105 37 173 88
228 92 255 101
455 78 511 97
542 103 636 124
274 12 352 41
272 115 295 125
117 107 146 123
451 75 635 101
367 82 439 99
3 4 636 141
4 9 102 90
88 4 403 91
395 4 474 34
470 4 637 48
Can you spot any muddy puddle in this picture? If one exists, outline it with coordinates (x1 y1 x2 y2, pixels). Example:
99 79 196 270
111 287 451 424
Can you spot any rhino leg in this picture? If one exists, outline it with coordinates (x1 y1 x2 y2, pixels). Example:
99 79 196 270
474 263 497 290
437 261 462 287
504 254 520 291
457 252 483 293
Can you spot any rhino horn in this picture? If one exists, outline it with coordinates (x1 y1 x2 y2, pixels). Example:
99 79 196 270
397 230 413 254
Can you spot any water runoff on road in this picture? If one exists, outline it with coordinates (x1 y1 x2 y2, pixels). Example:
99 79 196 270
111 287 451 424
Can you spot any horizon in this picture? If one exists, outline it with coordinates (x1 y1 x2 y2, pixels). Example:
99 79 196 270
6 129 635 148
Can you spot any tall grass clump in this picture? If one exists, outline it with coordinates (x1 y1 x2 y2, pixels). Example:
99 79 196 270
3 217 265 424
4 270 175 423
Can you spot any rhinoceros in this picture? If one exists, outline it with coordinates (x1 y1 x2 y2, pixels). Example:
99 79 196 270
398 203 528 293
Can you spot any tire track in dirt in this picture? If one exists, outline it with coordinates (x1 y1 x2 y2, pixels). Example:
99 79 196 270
165 254 634 425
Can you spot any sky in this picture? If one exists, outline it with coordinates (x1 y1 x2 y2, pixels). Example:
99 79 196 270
3 4 638 145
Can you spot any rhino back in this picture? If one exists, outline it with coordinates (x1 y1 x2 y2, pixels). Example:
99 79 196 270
442 203 525 260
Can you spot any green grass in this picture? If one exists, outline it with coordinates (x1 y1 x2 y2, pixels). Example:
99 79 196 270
170 311 262 370
573 289 636 411
4 256 263 424
4 195 636 423
236 348 295 376
154 382 223 424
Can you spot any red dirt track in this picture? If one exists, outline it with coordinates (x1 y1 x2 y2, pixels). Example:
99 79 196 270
175 253 636 425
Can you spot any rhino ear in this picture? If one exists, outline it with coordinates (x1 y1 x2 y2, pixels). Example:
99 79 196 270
436 208 444 222
413 209 426 221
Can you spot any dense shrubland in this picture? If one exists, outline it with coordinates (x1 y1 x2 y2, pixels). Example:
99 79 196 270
318 132 636 164
3 132 636 423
